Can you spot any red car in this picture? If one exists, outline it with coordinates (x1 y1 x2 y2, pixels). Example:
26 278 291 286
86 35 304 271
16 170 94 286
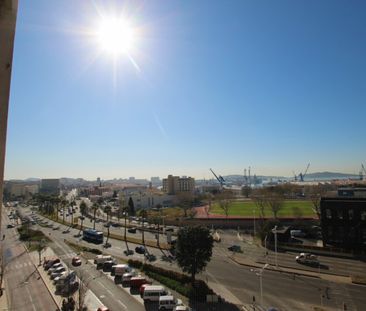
72 256 82 266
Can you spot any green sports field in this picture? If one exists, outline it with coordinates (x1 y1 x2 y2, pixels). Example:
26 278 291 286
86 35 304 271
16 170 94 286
210 200 316 218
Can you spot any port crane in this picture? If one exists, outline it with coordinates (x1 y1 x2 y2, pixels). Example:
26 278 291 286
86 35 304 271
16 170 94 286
295 163 310 181
210 168 226 187
360 163 366 180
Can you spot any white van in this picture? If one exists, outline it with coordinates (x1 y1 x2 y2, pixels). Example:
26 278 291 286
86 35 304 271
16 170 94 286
94 255 113 265
158 295 183 310
143 285 168 303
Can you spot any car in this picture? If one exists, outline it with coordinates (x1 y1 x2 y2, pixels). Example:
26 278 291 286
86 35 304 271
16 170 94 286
123 249 134 256
295 253 319 265
174 306 192 311
135 246 146 254
228 245 242 252
48 263 63 274
53 271 67 284
44 259 61 270
50 267 66 279
128 227 137 234
97 306 109 311
165 227 174 232
6 224 14 228
72 256 82 266
111 223 121 227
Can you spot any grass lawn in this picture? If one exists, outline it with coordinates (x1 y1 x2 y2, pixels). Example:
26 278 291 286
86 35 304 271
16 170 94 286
210 200 316 217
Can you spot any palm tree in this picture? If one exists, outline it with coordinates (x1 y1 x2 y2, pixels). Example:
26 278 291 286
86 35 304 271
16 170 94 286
78 215 85 236
70 199 76 227
104 205 112 224
60 198 68 225
92 203 99 230
140 209 147 246
79 200 88 217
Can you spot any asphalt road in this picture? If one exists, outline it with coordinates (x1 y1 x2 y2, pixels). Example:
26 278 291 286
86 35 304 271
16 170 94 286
2 208 58 311
20 207 366 310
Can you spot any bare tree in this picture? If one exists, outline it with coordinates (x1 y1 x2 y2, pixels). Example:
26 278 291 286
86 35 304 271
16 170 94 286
216 190 234 218
308 185 326 219
176 192 194 217
251 189 268 220
267 192 284 219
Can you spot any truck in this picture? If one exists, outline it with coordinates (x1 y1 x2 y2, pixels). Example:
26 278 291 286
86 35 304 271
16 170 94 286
94 255 113 267
111 264 130 276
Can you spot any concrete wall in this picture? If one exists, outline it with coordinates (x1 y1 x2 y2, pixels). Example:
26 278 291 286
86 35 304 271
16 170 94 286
0 0 18 232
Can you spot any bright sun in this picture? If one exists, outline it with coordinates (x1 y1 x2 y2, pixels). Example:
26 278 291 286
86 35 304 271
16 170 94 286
96 18 135 55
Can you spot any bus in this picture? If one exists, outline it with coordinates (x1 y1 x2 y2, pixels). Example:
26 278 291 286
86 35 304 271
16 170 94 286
82 229 104 244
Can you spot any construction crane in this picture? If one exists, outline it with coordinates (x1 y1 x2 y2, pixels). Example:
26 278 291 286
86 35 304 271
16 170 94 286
360 163 366 180
298 163 310 182
210 168 226 187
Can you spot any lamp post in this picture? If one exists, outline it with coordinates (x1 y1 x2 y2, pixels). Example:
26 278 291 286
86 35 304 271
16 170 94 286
253 208 256 237
250 263 269 306
272 225 278 268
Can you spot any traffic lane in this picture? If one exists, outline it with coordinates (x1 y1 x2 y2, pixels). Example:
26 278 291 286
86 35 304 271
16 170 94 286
207 256 353 310
33 225 146 311
69 261 145 311
217 229 366 278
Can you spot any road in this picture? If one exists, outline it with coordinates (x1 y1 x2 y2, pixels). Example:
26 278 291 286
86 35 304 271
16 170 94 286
21 207 366 310
2 208 58 311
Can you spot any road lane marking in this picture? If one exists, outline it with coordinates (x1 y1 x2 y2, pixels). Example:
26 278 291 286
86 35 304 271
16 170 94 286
107 289 113 295
118 300 127 309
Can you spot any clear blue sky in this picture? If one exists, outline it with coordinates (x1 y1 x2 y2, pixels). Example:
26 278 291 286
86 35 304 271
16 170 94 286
5 0 366 180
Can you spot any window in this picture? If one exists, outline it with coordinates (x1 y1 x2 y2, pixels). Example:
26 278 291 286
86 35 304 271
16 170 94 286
326 209 332 219
348 209 354 220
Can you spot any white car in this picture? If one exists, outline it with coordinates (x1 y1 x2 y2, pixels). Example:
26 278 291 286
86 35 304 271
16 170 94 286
50 266 66 279
174 306 192 311
295 253 318 265
53 271 67 284
48 263 63 274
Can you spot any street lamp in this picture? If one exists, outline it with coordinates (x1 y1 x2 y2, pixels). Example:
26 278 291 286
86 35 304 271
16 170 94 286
250 263 269 306
271 225 278 268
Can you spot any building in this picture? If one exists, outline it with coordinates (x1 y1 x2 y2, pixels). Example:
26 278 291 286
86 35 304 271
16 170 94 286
40 179 60 195
162 175 195 195
320 188 366 252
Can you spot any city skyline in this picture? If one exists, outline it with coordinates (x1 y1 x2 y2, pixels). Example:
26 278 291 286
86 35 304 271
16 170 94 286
5 0 366 180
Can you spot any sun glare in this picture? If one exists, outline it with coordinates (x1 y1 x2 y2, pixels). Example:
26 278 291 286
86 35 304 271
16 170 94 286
96 18 135 55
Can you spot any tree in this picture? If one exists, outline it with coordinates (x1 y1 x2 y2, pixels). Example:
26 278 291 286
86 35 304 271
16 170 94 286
251 189 268 220
267 192 284 219
308 185 326 219
128 197 136 216
140 209 147 245
79 200 88 216
216 190 234 218
176 226 213 285
176 192 194 217
91 203 99 230
60 197 68 224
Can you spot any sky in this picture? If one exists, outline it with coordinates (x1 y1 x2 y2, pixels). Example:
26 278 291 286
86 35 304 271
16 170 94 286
5 0 366 180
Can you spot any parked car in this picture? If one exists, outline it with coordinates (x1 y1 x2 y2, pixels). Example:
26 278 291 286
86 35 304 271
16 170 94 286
72 256 82 266
53 271 67 284
7 224 14 228
135 246 146 254
48 263 63 274
43 258 60 269
174 306 192 311
97 306 109 311
159 295 183 310
50 266 66 279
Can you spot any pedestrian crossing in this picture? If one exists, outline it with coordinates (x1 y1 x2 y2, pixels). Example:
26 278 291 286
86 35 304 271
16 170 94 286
6 261 34 271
